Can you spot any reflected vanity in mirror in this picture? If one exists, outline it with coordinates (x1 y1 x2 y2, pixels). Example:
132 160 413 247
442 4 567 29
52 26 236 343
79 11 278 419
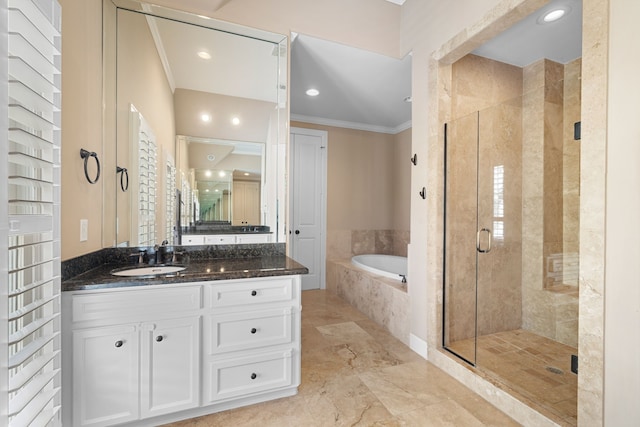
103 0 287 248
176 136 269 244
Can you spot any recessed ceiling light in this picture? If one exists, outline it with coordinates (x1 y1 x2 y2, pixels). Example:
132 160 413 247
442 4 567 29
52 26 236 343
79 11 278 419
540 8 568 23
231 117 240 126
205 189 209 192
201 113 212 122
205 170 212 177
207 154 215 162
197 50 211 60
244 172 250 176
306 88 319 97
219 171 226 178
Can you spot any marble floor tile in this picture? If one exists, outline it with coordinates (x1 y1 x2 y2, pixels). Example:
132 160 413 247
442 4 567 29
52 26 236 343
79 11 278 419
164 290 517 427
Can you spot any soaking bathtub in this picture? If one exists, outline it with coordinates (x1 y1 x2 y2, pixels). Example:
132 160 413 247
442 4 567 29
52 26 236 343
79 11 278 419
351 254 407 281
326 254 410 344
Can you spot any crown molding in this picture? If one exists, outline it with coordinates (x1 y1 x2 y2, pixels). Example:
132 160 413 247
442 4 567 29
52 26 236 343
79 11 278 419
291 114 411 135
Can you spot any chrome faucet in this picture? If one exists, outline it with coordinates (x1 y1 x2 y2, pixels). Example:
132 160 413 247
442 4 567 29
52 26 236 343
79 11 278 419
154 240 170 264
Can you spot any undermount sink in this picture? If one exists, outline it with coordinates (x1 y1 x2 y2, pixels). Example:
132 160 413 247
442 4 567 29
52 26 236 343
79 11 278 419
111 265 186 277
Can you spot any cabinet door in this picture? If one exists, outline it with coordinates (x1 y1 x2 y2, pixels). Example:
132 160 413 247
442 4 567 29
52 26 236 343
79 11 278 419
73 325 139 427
233 181 260 225
140 317 201 418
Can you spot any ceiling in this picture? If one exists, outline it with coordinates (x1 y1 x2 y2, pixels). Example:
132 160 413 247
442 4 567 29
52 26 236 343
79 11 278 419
151 13 280 103
290 34 412 134
290 0 582 134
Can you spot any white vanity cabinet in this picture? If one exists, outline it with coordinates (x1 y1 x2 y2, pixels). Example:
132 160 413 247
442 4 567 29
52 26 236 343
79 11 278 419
202 277 300 405
63 275 301 427
64 286 202 427
181 233 272 246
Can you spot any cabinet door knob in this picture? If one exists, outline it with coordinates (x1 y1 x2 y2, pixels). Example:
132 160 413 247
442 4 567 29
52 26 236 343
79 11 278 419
250 373 257 380
251 328 257 334
251 290 257 296
115 340 123 348
156 335 164 342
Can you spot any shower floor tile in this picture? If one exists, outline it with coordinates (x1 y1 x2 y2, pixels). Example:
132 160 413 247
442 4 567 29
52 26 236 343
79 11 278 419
448 329 578 426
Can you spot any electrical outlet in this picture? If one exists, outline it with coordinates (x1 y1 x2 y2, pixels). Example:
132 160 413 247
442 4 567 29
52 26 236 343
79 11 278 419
80 219 88 242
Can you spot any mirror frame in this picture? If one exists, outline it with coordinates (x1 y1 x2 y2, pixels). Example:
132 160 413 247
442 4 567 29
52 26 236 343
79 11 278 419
102 0 288 248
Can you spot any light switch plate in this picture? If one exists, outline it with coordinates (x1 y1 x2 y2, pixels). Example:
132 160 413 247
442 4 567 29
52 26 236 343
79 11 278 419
80 219 88 242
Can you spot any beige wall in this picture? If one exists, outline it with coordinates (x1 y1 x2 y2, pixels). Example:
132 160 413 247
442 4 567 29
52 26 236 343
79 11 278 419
115 8 176 247
392 127 411 233
291 121 410 259
604 0 640 424
60 0 103 259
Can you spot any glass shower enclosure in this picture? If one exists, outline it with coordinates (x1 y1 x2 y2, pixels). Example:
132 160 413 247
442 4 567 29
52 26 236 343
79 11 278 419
443 97 523 365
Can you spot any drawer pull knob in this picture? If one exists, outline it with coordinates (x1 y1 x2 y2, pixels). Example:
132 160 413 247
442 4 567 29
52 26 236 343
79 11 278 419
115 340 123 348
251 290 257 296
250 373 257 380
156 335 164 342
251 328 257 334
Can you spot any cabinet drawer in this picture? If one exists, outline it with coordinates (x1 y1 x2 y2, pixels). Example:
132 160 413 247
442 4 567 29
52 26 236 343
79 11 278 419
204 235 236 245
235 234 270 244
207 277 295 308
182 235 204 245
71 286 202 323
206 350 293 402
206 308 293 355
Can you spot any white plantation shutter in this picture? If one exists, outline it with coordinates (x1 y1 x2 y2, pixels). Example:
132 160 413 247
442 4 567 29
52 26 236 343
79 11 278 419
129 106 157 247
165 161 175 243
2 0 62 426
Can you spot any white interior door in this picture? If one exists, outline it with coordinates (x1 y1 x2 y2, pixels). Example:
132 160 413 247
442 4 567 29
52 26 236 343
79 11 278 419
290 128 327 290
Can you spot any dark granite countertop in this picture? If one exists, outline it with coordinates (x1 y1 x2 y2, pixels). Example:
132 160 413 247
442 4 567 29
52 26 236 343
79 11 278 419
62 255 308 292
181 230 272 235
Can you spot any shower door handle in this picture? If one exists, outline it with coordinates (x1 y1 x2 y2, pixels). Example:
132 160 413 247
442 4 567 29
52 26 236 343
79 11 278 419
476 228 492 253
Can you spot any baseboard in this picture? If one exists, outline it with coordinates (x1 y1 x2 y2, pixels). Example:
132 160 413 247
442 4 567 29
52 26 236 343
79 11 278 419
410 333 428 359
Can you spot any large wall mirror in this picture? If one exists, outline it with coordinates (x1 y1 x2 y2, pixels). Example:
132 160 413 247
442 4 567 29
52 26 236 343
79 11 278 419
103 0 287 248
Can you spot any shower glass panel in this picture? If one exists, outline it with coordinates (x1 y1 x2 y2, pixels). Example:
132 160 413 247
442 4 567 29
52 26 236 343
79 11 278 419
443 111 480 365
443 97 523 366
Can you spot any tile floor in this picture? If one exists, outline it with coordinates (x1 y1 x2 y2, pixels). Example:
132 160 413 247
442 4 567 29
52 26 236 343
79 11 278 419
448 330 577 426
166 290 518 426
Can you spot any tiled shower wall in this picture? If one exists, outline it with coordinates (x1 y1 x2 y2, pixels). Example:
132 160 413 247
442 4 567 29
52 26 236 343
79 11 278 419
326 229 410 260
521 58 580 348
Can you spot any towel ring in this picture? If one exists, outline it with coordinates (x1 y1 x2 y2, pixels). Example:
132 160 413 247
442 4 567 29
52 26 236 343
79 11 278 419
80 149 101 184
116 166 129 192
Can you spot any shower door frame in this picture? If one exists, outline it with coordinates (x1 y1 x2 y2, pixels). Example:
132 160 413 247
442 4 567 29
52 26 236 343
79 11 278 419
442 117 480 367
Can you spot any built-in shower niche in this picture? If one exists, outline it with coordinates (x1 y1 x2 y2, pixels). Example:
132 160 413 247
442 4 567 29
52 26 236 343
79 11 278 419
443 53 580 424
